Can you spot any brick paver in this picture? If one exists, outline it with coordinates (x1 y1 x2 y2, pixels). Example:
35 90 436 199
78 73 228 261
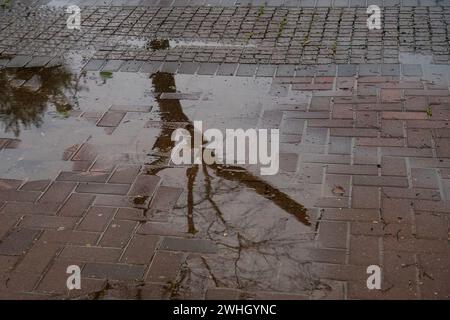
1 0 450 301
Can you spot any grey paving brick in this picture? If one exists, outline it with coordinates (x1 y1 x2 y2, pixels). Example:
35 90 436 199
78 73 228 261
316 0 332 6
333 0 349 6
160 61 179 73
402 0 419 5
300 0 316 6
160 237 218 253
46 57 64 68
102 60 124 72
26 56 50 68
316 65 336 76
120 60 144 72
140 61 162 73
0 229 40 256
276 65 296 77
236 63 258 77
178 62 200 74
295 66 316 77
7 55 32 68
384 0 400 5
381 64 400 76
338 64 357 77
402 64 422 77
359 64 380 76
197 63 219 75
349 0 366 6
84 59 106 71
256 65 277 77
83 263 146 281
216 63 238 76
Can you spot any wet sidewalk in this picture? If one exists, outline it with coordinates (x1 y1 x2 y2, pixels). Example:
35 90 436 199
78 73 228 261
0 1 450 300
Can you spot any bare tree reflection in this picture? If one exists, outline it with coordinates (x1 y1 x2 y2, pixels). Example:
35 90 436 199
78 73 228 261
148 72 326 297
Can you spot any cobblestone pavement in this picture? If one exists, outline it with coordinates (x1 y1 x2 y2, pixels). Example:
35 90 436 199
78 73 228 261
1 2 450 64
1 0 450 301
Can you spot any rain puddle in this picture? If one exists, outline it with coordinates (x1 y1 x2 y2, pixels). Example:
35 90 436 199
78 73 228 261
0 59 334 297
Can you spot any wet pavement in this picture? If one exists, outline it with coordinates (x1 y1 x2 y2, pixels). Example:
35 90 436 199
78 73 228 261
0 1 450 300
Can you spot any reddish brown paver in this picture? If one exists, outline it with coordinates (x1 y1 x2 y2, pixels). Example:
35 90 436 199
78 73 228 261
0 71 449 300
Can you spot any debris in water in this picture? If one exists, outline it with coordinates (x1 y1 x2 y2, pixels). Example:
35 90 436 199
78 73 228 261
133 195 148 205
332 185 345 196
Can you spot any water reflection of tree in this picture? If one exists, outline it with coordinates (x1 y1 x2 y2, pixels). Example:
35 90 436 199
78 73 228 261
149 72 325 298
0 66 74 136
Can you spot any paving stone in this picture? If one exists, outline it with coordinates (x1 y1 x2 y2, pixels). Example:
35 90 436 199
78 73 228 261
26 56 50 68
216 63 238 76
256 65 276 77
83 263 146 281
160 62 179 73
318 221 348 249
316 65 336 76
178 62 200 74
120 60 144 72
0 190 40 202
150 186 182 210
40 230 99 246
14 242 60 274
20 180 51 192
60 246 121 262
381 64 401 76
359 64 380 76
128 175 161 197
295 66 316 76
84 59 105 71
411 168 439 189
276 65 295 77
1 202 57 216
333 0 349 6
58 193 95 217
402 64 422 77
99 220 136 248
236 63 257 77
146 251 184 283
352 186 380 209
0 229 40 256
197 63 219 75
76 183 130 195
102 60 124 72
108 165 140 184
337 64 357 77
97 111 126 127
121 235 159 264
20 215 78 230
159 237 218 253
77 207 116 232
7 55 32 67
56 171 109 183
140 61 162 73
39 181 76 204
